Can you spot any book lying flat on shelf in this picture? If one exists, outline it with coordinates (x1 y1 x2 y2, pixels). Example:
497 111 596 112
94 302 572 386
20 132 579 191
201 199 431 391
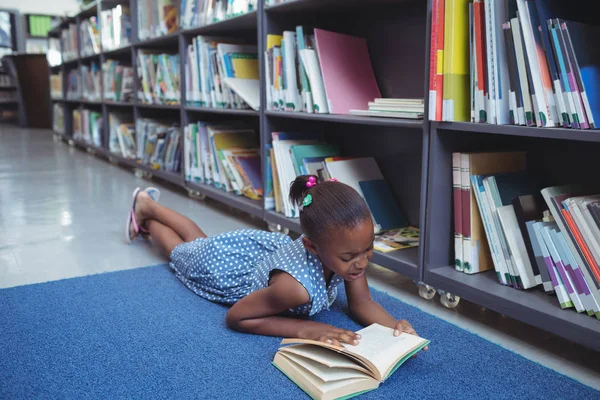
374 227 420 253
350 98 424 119
273 324 429 400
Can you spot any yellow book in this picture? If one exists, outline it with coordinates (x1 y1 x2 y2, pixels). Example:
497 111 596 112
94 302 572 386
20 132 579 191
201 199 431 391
267 34 283 49
442 0 471 122
231 56 259 79
270 148 282 213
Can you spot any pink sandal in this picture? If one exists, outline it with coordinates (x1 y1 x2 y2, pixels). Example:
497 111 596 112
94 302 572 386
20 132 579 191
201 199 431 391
125 187 161 244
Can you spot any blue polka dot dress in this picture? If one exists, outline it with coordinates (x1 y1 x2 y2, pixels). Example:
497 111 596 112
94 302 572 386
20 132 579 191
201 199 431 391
169 229 344 316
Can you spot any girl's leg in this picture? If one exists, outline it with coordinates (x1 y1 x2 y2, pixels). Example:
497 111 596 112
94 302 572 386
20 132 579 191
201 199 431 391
131 191 207 256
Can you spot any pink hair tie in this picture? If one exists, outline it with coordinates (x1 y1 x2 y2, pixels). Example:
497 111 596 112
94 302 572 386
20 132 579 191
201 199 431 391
306 176 317 188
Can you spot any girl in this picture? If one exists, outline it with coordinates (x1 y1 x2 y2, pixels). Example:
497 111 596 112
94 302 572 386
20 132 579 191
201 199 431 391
126 176 425 347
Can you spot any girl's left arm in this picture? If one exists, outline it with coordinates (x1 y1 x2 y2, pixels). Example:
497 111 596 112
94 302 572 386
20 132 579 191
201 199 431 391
345 275 427 349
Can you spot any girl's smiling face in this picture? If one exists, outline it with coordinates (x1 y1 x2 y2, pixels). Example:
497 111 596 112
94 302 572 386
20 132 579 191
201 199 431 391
302 217 375 281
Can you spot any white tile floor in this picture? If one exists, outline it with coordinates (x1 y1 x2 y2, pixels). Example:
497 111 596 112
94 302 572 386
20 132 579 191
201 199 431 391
1 125 599 390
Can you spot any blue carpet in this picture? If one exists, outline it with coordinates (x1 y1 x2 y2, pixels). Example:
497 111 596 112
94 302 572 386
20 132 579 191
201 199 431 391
0 265 597 399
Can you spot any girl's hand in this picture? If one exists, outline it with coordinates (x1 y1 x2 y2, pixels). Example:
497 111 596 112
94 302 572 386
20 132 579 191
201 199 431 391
302 326 361 347
394 320 429 351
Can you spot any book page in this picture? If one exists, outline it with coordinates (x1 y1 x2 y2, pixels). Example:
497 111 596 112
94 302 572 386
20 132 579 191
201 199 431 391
279 352 369 383
280 345 369 374
342 324 428 379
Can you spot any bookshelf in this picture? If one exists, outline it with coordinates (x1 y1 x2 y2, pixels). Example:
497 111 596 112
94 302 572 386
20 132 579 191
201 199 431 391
47 0 600 352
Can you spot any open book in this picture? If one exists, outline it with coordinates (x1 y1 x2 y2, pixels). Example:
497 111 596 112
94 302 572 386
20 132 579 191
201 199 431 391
272 323 430 400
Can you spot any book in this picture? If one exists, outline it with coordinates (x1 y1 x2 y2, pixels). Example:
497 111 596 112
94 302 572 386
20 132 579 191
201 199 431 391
374 227 420 253
273 323 429 400
314 29 381 115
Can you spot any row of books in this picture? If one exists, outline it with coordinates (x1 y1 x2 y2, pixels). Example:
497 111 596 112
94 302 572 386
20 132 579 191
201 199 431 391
0 91 17 103
430 0 600 129
454 151 600 318
184 37 259 110
73 108 103 147
101 5 132 51
82 63 102 101
61 23 78 61
50 72 62 99
109 113 136 158
108 115 182 172
183 122 261 199
80 16 100 57
266 28 400 118
53 104 64 134
265 131 419 251
137 0 179 41
137 50 181 105
180 0 257 29
103 60 134 103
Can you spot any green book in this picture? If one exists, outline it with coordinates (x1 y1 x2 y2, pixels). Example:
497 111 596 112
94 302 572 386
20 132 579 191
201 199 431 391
290 143 339 176
272 323 429 400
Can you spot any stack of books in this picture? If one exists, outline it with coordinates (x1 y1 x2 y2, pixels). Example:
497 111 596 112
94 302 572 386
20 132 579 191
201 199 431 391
100 5 132 51
350 98 425 119
185 37 259 110
267 132 419 247
137 50 180 105
79 16 100 56
73 109 103 147
455 151 600 318
137 0 179 41
109 112 136 158
81 63 101 101
183 122 261 200
103 60 134 103
136 118 182 172
61 23 78 61
48 37 62 66
429 0 600 129
180 0 257 29
265 28 381 115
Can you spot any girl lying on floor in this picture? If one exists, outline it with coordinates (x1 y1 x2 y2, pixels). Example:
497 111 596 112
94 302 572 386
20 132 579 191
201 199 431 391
126 176 426 348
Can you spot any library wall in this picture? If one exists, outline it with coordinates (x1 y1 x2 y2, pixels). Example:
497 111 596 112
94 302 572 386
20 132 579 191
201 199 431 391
1 0 79 15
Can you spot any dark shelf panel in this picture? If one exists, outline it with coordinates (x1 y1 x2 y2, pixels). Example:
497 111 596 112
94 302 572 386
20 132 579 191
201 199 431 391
107 152 139 169
264 210 302 233
76 1 99 19
426 267 600 352
105 101 134 107
79 53 101 62
102 45 133 57
80 99 103 106
263 210 419 278
266 110 424 129
433 121 600 143
27 35 49 39
72 139 109 157
187 182 263 218
49 64 62 70
135 32 180 48
64 98 81 104
182 11 258 36
0 86 16 90
266 0 406 14
136 103 181 110
61 58 79 66
185 106 259 116
150 168 186 187
371 248 419 280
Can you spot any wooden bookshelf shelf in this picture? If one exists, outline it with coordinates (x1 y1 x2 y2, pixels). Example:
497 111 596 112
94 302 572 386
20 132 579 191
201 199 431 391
47 0 600 353
187 182 264 218
79 53 101 62
427 267 600 352
102 45 133 57
433 121 600 143
182 10 258 36
185 106 259 117
265 111 424 129
135 31 180 48
105 101 134 107
80 100 103 106
136 103 181 110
